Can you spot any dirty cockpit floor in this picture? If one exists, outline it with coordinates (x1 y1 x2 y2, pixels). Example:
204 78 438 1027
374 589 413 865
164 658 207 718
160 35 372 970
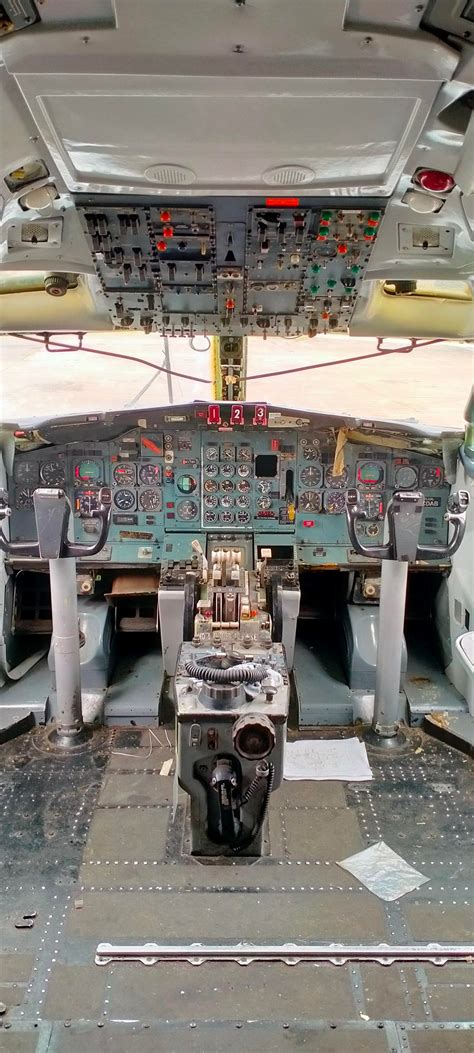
0 725 472 1053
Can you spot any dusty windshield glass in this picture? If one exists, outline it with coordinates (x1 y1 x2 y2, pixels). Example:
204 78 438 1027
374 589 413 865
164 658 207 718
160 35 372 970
0 332 471 428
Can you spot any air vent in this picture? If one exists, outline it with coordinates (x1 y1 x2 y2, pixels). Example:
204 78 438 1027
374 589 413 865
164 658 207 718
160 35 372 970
262 165 315 187
144 164 196 186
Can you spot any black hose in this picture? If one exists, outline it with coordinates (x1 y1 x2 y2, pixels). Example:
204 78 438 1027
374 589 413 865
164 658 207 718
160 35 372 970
184 660 269 684
231 763 275 855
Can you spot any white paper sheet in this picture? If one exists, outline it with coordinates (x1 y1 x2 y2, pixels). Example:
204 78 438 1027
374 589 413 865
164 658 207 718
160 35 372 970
283 737 373 782
338 841 429 901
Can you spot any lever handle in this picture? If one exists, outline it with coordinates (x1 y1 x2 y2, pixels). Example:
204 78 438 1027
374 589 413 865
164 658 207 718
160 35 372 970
417 489 469 560
0 489 40 555
345 488 391 560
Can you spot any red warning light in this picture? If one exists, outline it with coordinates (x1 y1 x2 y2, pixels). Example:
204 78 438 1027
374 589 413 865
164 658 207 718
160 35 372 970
303 520 315 528
156 240 167 252
163 226 174 238
337 243 348 254
265 197 300 208
414 169 455 194
160 210 171 222
207 404 222 426
253 404 268 426
230 404 244 426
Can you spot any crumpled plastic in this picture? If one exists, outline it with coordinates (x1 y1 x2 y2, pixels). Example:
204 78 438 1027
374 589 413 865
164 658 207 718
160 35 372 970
337 840 429 901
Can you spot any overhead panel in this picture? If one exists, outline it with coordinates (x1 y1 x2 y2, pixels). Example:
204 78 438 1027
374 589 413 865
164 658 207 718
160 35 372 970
77 200 383 337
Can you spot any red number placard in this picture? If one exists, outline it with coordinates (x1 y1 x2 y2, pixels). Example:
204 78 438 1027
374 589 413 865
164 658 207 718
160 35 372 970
252 404 268 426
207 404 222 426
230 404 244 426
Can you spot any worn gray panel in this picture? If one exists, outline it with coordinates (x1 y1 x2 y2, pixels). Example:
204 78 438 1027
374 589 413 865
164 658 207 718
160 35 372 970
43 965 107 1021
271 781 347 809
403 904 474 941
78 861 358 890
0 1036 40 1053
408 1034 474 1053
67 891 388 940
84 808 170 861
359 964 425 1021
0 955 35 984
106 961 355 1022
284 807 364 859
98 772 174 807
45 1022 392 1053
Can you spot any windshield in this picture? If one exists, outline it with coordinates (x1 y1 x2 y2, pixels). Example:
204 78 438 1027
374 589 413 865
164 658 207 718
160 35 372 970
0 332 471 428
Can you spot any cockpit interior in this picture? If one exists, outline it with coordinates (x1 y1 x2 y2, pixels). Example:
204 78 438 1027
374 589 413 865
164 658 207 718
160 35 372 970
0 3 473 1051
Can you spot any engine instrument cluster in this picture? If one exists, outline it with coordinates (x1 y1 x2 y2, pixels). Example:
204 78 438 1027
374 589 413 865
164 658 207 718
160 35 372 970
7 404 450 566
78 200 383 337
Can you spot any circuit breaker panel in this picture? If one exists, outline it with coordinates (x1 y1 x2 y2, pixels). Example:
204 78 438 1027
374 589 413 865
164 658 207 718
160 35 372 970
78 199 383 337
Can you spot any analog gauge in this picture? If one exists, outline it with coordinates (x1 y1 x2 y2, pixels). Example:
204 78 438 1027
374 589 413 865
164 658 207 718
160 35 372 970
237 463 251 478
257 480 272 494
139 463 161 486
14 461 39 485
205 445 219 461
299 491 322 513
325 490 346 514
257 497 271 510
113 488 135 511
221 495 233 509
204 510 218 524
204 479 218 493
222 444 235 461
204 463 219 477
139 489 162 512
15 487 35 510
300 437 321 460
204 494 218 509
220 511 234 524
237 494 249 508
237 511 251 524
221 463 235 478
176 474 197 494
74 459 101 484
221 480 235 493
393 464 418 490
325 467 348 490
360 493 384 520
238 479 251 493
300 465 323 488
316 239 337 258
238 446 252 461
114 462 136 486
176 499 198 521
76 491 100 517
357 461 385 488
39 460 66 486
420 465 444 489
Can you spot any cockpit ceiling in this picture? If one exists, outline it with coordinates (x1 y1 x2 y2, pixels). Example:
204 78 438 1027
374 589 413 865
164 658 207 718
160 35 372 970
0 0 473 339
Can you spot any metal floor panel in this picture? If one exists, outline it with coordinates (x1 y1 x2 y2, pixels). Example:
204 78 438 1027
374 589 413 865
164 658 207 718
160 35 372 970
1 723 473 1052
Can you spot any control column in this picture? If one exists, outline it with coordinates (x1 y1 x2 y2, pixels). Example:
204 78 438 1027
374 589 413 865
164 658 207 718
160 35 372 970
346 488 469 747
0 487 111 748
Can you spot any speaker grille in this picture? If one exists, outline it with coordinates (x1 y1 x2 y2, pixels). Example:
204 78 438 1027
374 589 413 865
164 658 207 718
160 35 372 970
144 164 196 186
262 165 315 186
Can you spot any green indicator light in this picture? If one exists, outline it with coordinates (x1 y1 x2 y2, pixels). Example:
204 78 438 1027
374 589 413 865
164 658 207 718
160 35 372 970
351 265 360 273
310 284 320 295
369 212 381 220
321 210 333 220
311 264 321 274
364 227 375 237
318 228 328 238
327 279 337 288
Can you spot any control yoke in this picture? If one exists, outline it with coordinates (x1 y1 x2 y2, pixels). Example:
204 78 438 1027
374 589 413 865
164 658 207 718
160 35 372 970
0 487 112 559
346 488 469 562
0 486 112 749
346 487 470 748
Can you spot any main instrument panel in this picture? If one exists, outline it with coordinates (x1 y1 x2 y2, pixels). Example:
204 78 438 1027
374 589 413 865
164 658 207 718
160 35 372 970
7 403 451 567
77 199 383 337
